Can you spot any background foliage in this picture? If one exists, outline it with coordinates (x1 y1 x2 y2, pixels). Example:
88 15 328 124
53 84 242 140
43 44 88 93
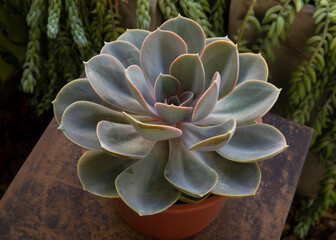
0 0 335 238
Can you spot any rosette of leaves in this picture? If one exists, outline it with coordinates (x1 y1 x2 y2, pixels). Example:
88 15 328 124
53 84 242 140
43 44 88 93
53 15 288 216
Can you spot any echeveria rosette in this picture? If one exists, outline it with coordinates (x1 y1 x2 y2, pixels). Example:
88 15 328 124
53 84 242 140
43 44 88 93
53 15 288 216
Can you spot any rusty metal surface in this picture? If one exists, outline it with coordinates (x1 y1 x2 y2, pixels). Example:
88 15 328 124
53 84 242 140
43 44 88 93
0 114 313 240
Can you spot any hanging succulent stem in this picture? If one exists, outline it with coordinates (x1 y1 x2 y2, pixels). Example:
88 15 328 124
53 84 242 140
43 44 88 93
136 0 151 29
236 0 257 45
158 0 179 19
47 0 61 39
179 0 215 37
209 0 229 36
21 0 44 93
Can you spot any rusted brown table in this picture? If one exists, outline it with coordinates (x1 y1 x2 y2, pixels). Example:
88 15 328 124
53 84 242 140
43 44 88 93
0 114 313 240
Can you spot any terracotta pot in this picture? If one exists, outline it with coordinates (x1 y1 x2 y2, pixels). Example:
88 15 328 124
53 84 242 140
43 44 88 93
113 195 227 239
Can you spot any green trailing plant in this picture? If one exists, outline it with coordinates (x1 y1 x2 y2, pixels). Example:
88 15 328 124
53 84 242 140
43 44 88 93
209 0 230 36
158 0 180 19
285 0 336 237
136 0 151 29
20 0 125 115
52 15 287 216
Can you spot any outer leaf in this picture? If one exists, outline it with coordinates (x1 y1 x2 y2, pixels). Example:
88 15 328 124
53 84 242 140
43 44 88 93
201 41 239 98
52 78 116 124
85 54 146 115
160 15 206 53
116 141 181 216
59 101 128 149
205 37 234 45
100 40 140 68
154 74 181 103
78 150 136 197
117 29 150 49
165 138 218 198
154 102 193 123
122 112 182 141
237 53 268 85
207 80 281 125
179 118 236 151
125 65 156 115
170 54 205 98
197 151 261 196
97 121 156 158
217 123 288 162
140 29 187 85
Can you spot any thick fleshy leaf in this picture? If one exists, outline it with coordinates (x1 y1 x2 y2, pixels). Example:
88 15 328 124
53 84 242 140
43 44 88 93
85 54 146 115
52 78 116 124
180 91 194 106
201 41 238 98
78 150 136 197
117 29 150 49
170 54 204 98
154 74 181 103
116 141 181 216
165 138 218 198
160 15 205 53
192 72 220 122
237 53 268 85
179 118 236 151
197 151 261 196
154 102 193 123
140 29 187 85
125 65 156 115
122 112 182 141
205 37 233 45
100 41 140 68
217 123 288 162
179 193 210 204
97 121 156 159
59 101 128 149
207 80 281 125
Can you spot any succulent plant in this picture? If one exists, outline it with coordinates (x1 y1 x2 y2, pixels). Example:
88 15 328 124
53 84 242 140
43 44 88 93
53 15 288 216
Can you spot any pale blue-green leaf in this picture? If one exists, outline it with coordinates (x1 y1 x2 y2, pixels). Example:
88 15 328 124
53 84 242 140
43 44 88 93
140 29 187 85
237 53 268 85
116 141 181 216
125 65 157 115
154 74 181 103
52 78 117 124
160 15 206 53
59 101 128 149
205 36 233 45
85 54 146 115
201 41 238 98
154 102 193 123
217 123 288 162
117 29 150 49
165 138 218 198
97 121 156 159
192 72 220 122
179 193 210 204
208 80 281 125
122 112 182 141
78 150 136 197
196 151 261 196
179 118 236 151
170 54 204 98
180 91 194 106
100 40 140 68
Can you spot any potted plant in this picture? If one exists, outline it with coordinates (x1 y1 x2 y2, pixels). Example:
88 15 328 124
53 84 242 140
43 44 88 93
52 15 287 239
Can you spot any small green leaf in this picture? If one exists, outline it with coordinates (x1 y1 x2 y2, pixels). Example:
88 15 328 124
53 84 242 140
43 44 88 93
154 74 181 103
